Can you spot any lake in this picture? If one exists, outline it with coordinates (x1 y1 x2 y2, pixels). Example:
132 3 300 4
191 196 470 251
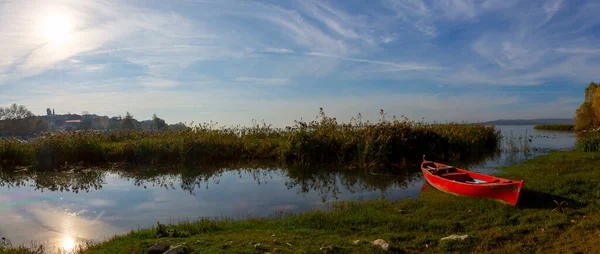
0 125 576 251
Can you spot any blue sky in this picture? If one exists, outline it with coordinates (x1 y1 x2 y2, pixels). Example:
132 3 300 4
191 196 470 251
0 0 598 126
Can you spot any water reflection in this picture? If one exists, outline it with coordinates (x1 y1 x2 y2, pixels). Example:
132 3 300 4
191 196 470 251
0 169 104 193
0 155 497 199
0 164 430 248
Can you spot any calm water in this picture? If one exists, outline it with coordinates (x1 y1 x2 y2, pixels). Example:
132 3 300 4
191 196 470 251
0 125 576 250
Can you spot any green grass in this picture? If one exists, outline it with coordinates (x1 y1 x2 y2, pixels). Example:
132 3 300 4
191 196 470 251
3 150 590 254
0 109 500 171
533 124 575 131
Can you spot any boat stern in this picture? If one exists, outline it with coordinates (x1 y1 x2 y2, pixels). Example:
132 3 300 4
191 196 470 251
512 180 525 206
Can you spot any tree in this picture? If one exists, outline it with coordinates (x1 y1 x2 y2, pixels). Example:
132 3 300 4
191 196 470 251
108 116 122 130
46 108 52 116
52 108 55 115
170 122 188 131
168 122 188 132
81 115 93 130
575 102 594 131
151 113 167 130
575 82 600 131
33 117 49 133
0 104 34 120
122 112 135 130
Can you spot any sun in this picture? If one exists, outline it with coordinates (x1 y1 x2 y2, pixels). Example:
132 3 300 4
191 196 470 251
40 14 72 45
61 235 75 252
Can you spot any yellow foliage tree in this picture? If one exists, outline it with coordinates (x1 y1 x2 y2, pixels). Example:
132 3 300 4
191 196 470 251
575 82 600 131
593 86 600 128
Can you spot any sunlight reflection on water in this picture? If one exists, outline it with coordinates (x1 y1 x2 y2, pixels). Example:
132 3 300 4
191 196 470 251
60 235 75 252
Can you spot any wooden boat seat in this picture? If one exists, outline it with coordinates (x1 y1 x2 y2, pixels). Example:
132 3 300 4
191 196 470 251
427 165 458 174
441 172 473 182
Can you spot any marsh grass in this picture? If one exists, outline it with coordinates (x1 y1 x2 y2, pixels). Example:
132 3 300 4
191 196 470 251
577 133 600 152
533 124 575 131
0 109 500 171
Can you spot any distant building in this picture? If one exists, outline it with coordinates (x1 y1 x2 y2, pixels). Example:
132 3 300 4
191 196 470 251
64 119 81 131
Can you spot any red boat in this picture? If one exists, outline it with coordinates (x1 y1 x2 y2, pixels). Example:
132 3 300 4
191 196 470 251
421 156 524 206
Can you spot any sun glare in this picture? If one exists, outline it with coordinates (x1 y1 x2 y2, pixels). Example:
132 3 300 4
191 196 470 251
61 236 75 252
40 14 72 45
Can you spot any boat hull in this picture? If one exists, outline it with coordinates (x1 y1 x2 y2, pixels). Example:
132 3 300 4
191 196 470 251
421 161 523 206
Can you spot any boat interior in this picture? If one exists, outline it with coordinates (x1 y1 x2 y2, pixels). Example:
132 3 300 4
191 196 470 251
423 162 509 184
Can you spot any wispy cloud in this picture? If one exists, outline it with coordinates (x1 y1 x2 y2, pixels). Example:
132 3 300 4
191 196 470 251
234 77 291 86
541 0 563 26
383 0 491 37
555 47 600 54
380 34 397 44
0 0 210 83
306 52 445 71
264 48 295 53
296 0 360 39
435 0 477 20
138 77 180 89
471 34 548 70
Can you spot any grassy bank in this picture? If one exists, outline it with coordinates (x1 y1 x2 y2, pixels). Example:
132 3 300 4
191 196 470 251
0 150 591 253
533 124 574 131
0 110 500 171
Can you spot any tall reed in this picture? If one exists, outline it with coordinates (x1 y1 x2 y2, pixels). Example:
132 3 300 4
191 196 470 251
577 133 600 152
0 109 501 171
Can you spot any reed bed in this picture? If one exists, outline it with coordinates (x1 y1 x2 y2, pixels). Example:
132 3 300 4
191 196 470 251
533 124 575 131
0 110 500 171
577 133 600 152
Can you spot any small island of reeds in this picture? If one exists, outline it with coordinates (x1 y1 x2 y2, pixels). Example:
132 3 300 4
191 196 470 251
533 124 574 131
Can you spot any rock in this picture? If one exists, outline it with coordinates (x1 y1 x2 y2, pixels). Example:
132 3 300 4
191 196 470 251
320 246 337 253
148 242 170 254
164 245 186 254
352 240 361 245
286 242 293 247
271 233 276 237
440 234 470 241
250 241 257 245
255 243 265 250
273 248 280 253
372 239 389 251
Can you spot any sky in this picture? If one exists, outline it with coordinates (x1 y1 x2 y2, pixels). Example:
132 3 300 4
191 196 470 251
0 0 598 127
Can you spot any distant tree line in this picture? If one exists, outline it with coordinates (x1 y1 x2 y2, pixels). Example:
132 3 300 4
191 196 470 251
575 82 600 132
0 103 33 120
0 104 188 137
